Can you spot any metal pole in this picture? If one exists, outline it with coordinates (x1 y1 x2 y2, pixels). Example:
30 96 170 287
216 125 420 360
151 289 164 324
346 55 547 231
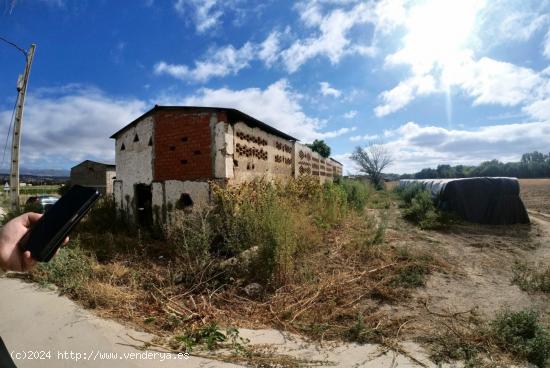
10 43 36 211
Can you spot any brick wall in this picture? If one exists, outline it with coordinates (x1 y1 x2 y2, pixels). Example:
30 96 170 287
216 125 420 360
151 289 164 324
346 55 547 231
154 110 221 181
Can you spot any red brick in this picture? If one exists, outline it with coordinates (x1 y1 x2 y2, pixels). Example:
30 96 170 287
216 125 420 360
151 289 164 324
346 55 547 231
153 111 213 181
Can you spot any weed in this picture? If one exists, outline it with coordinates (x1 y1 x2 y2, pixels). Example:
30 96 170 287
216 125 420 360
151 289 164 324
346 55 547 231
390 247 432 288
489 309 550 367
78 197 129 234
345 314 377 343
30 237 93 294
391 263 429 288
315 182 348 227
394 183 424 206
400 190 448 229
171 324 248 353
340 179 370 211
512 261 550 293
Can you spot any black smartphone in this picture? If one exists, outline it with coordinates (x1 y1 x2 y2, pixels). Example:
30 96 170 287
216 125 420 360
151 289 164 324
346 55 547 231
19 185 100 262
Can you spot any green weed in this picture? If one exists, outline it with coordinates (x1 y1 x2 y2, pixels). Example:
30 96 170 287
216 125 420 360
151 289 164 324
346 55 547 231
490 309 550 367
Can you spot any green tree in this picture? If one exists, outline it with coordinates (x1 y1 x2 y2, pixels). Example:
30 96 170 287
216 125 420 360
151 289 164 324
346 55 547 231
306 139 331 158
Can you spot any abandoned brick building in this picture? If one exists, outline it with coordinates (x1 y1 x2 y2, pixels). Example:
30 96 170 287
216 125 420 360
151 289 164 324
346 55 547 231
110 105 343 225
70 160 116 196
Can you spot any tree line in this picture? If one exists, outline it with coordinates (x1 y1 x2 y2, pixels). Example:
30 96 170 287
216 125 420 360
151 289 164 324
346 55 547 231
400 151 550 179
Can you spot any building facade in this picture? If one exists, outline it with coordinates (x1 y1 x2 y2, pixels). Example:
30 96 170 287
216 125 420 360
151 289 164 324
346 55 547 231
110 106 343 225
70 160 116 196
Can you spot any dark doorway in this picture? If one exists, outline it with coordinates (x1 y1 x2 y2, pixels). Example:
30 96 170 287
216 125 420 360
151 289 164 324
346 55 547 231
135 184 152 227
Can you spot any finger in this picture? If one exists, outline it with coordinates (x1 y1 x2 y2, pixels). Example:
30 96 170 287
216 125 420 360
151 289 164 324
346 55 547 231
20 212 43 228
62 237 70 246
22 251 37 271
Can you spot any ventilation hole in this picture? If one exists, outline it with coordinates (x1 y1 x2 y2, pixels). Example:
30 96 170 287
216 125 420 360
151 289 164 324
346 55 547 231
120 143 125 151
133 134 139 142
148 137 153 146
176 193 194 209
181 137 188 142
180 159 188 164
170 146 176 151
233 159 238 167
193 150 201 155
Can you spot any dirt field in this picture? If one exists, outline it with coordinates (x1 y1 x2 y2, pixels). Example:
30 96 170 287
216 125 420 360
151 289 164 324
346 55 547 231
520 178 550 214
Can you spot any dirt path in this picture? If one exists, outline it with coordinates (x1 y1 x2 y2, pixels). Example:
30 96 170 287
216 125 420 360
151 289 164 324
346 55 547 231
0 277 240 368
384 206 550 344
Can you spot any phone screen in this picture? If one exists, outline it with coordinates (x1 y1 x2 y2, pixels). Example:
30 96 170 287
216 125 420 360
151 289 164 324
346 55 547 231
21 185 100 262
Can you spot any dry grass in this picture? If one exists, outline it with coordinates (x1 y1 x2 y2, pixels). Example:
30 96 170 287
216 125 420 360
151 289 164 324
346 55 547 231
520 178 550 214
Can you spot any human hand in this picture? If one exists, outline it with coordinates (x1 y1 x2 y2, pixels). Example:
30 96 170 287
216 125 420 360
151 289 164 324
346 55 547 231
0 212 68 272
0 212 43 272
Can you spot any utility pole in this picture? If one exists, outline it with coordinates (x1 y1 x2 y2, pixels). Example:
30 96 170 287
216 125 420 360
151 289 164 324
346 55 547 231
10 43 36 211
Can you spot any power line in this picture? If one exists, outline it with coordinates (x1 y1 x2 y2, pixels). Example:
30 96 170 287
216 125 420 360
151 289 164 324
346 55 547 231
0 35 27 57
1 94 18 168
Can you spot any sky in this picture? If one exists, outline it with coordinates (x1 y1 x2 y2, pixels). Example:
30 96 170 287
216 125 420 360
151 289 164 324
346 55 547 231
0 0 549 174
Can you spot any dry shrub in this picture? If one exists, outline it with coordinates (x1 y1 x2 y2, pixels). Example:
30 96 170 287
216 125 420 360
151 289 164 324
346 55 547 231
80 281 134 309
209 178 345 287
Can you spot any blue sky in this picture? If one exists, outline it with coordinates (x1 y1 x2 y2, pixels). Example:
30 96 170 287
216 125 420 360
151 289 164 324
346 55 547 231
1 0 549 173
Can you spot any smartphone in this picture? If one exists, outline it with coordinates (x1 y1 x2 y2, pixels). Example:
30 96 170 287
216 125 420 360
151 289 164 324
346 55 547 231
19 185 100 262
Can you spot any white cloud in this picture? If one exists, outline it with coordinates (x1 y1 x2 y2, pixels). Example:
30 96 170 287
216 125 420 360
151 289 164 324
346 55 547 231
349 134 379 142
375 0 550 118
445 57 544 107
181 79 352 141
319 81 341 98
175 0 223 33
499 12 548 42
371 121 550 173
371 0 406 34
281 2 376 72
375 75 437 117
258 31 281 67
154 42 255 82
544 29 550 59
343 110 357 119
0 86 146 169
523 98 550 121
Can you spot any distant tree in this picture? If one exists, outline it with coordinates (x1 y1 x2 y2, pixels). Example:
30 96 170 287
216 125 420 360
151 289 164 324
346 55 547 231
351 142 393 189
402 151 550 179
306 139 331 158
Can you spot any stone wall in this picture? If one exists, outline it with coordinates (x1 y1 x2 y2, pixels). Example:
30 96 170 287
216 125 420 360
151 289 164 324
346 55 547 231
70 162 116 195
231 121 293 184
113 116 154 219
293 142 343 183
151 180 211 225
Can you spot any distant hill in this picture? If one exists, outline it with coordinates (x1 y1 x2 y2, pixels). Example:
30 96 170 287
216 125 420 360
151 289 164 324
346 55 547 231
0 168 69 178
0 168 69 185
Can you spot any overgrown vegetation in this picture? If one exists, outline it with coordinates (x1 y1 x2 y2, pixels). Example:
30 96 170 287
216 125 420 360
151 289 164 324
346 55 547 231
490 309 550 367
394 184 448 229
339 178 370 211
31 238 94 294
512 261 550 293
428 308 550 368
23 177 444 356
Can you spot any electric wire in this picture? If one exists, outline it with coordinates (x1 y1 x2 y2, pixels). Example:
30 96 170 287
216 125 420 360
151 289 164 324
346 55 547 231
1 95 18 169
0 35 27 57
